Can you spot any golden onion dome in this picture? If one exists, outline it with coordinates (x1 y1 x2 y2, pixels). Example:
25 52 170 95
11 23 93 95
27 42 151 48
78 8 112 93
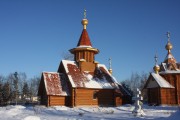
108 69 113 75
81 19 88 25
165 41 173 51
153 65 160 74
81 19 88 29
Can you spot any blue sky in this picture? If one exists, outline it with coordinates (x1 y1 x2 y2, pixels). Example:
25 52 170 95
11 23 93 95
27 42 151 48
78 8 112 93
0 0 180 81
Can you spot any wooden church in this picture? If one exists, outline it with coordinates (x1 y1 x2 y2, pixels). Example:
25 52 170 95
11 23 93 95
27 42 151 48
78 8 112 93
38 11 131 107
144 32 180 105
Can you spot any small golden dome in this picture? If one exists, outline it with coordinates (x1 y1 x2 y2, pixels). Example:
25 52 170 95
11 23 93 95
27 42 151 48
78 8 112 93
165 41 173 51
108 69 113 75
81 19 88 29
153 65 160 74
81 19 88 25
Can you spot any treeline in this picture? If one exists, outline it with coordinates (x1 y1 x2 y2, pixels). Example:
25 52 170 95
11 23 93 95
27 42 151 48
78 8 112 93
0 71 149 105
0 72 40 106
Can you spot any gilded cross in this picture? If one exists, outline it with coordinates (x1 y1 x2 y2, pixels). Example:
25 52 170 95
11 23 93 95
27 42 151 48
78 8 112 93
154 54 158 65
109 58 112 69
84 9 87 19
166 31 170 42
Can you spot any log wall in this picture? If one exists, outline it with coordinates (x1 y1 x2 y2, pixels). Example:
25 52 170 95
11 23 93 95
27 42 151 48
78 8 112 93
73 88 115 106
161 74 180 105
39 80 48 106
176 75 180 104
48 96 66 106
148 88 160 105
160 88 176 105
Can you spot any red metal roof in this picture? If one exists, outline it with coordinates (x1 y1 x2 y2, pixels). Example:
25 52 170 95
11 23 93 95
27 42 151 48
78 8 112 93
93 66 115 85
43 72 69 96
62 60 117 89
38 60 131 97
77 29 92 47
164 52 177 64
67 64 88 87
161 52 179 71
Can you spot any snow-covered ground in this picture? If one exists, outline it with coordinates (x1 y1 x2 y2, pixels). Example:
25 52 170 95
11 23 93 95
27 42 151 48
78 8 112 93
0 104 179 120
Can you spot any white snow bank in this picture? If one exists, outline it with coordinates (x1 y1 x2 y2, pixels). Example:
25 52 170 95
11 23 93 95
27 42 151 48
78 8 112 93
23 116 40 120
53 106 69 111
6 105 26 116
0 105 179 120
14 105 26 109
6 105 26 110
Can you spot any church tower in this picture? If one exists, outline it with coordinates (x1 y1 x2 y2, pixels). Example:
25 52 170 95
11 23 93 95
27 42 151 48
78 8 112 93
38 10 132 107
69 10 99 72
164 32 177 65
144 32 180 106
161 32 179 71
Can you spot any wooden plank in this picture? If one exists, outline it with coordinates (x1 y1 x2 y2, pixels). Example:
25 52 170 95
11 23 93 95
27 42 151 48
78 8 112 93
48 95 66 106
73 88 115 106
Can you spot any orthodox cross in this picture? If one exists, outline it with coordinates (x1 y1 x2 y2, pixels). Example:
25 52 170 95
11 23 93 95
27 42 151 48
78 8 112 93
109 58 112 70
166 31 170 42
154 53 158 65
84 9 87 19
132 88 145 116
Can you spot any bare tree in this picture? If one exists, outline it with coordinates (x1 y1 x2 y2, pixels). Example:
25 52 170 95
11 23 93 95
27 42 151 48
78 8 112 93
5 72 27 104
17 72 27 99
29 76 41 101
0 72 41 105
0 75 4 105
121 72 148 96
2 82 11 105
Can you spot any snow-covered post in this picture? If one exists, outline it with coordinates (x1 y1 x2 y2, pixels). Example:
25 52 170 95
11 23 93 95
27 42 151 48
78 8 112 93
132 88 145 116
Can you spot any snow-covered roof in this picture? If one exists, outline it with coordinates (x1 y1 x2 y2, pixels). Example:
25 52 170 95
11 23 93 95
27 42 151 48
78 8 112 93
161 63 167 71
42 72 69 96
97 64 119 84
163 52 177 65
150 73 174 88
61 60 118 89
160 62 180 73
159 70 180 74
77 45 92 48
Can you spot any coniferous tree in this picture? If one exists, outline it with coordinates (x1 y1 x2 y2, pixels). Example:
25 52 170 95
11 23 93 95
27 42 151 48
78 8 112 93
13 72 19 104
0 82 3 105
0 75 3 105
22 82 29 100
121 82 133 96
0 72 40 105
2 82 11 105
